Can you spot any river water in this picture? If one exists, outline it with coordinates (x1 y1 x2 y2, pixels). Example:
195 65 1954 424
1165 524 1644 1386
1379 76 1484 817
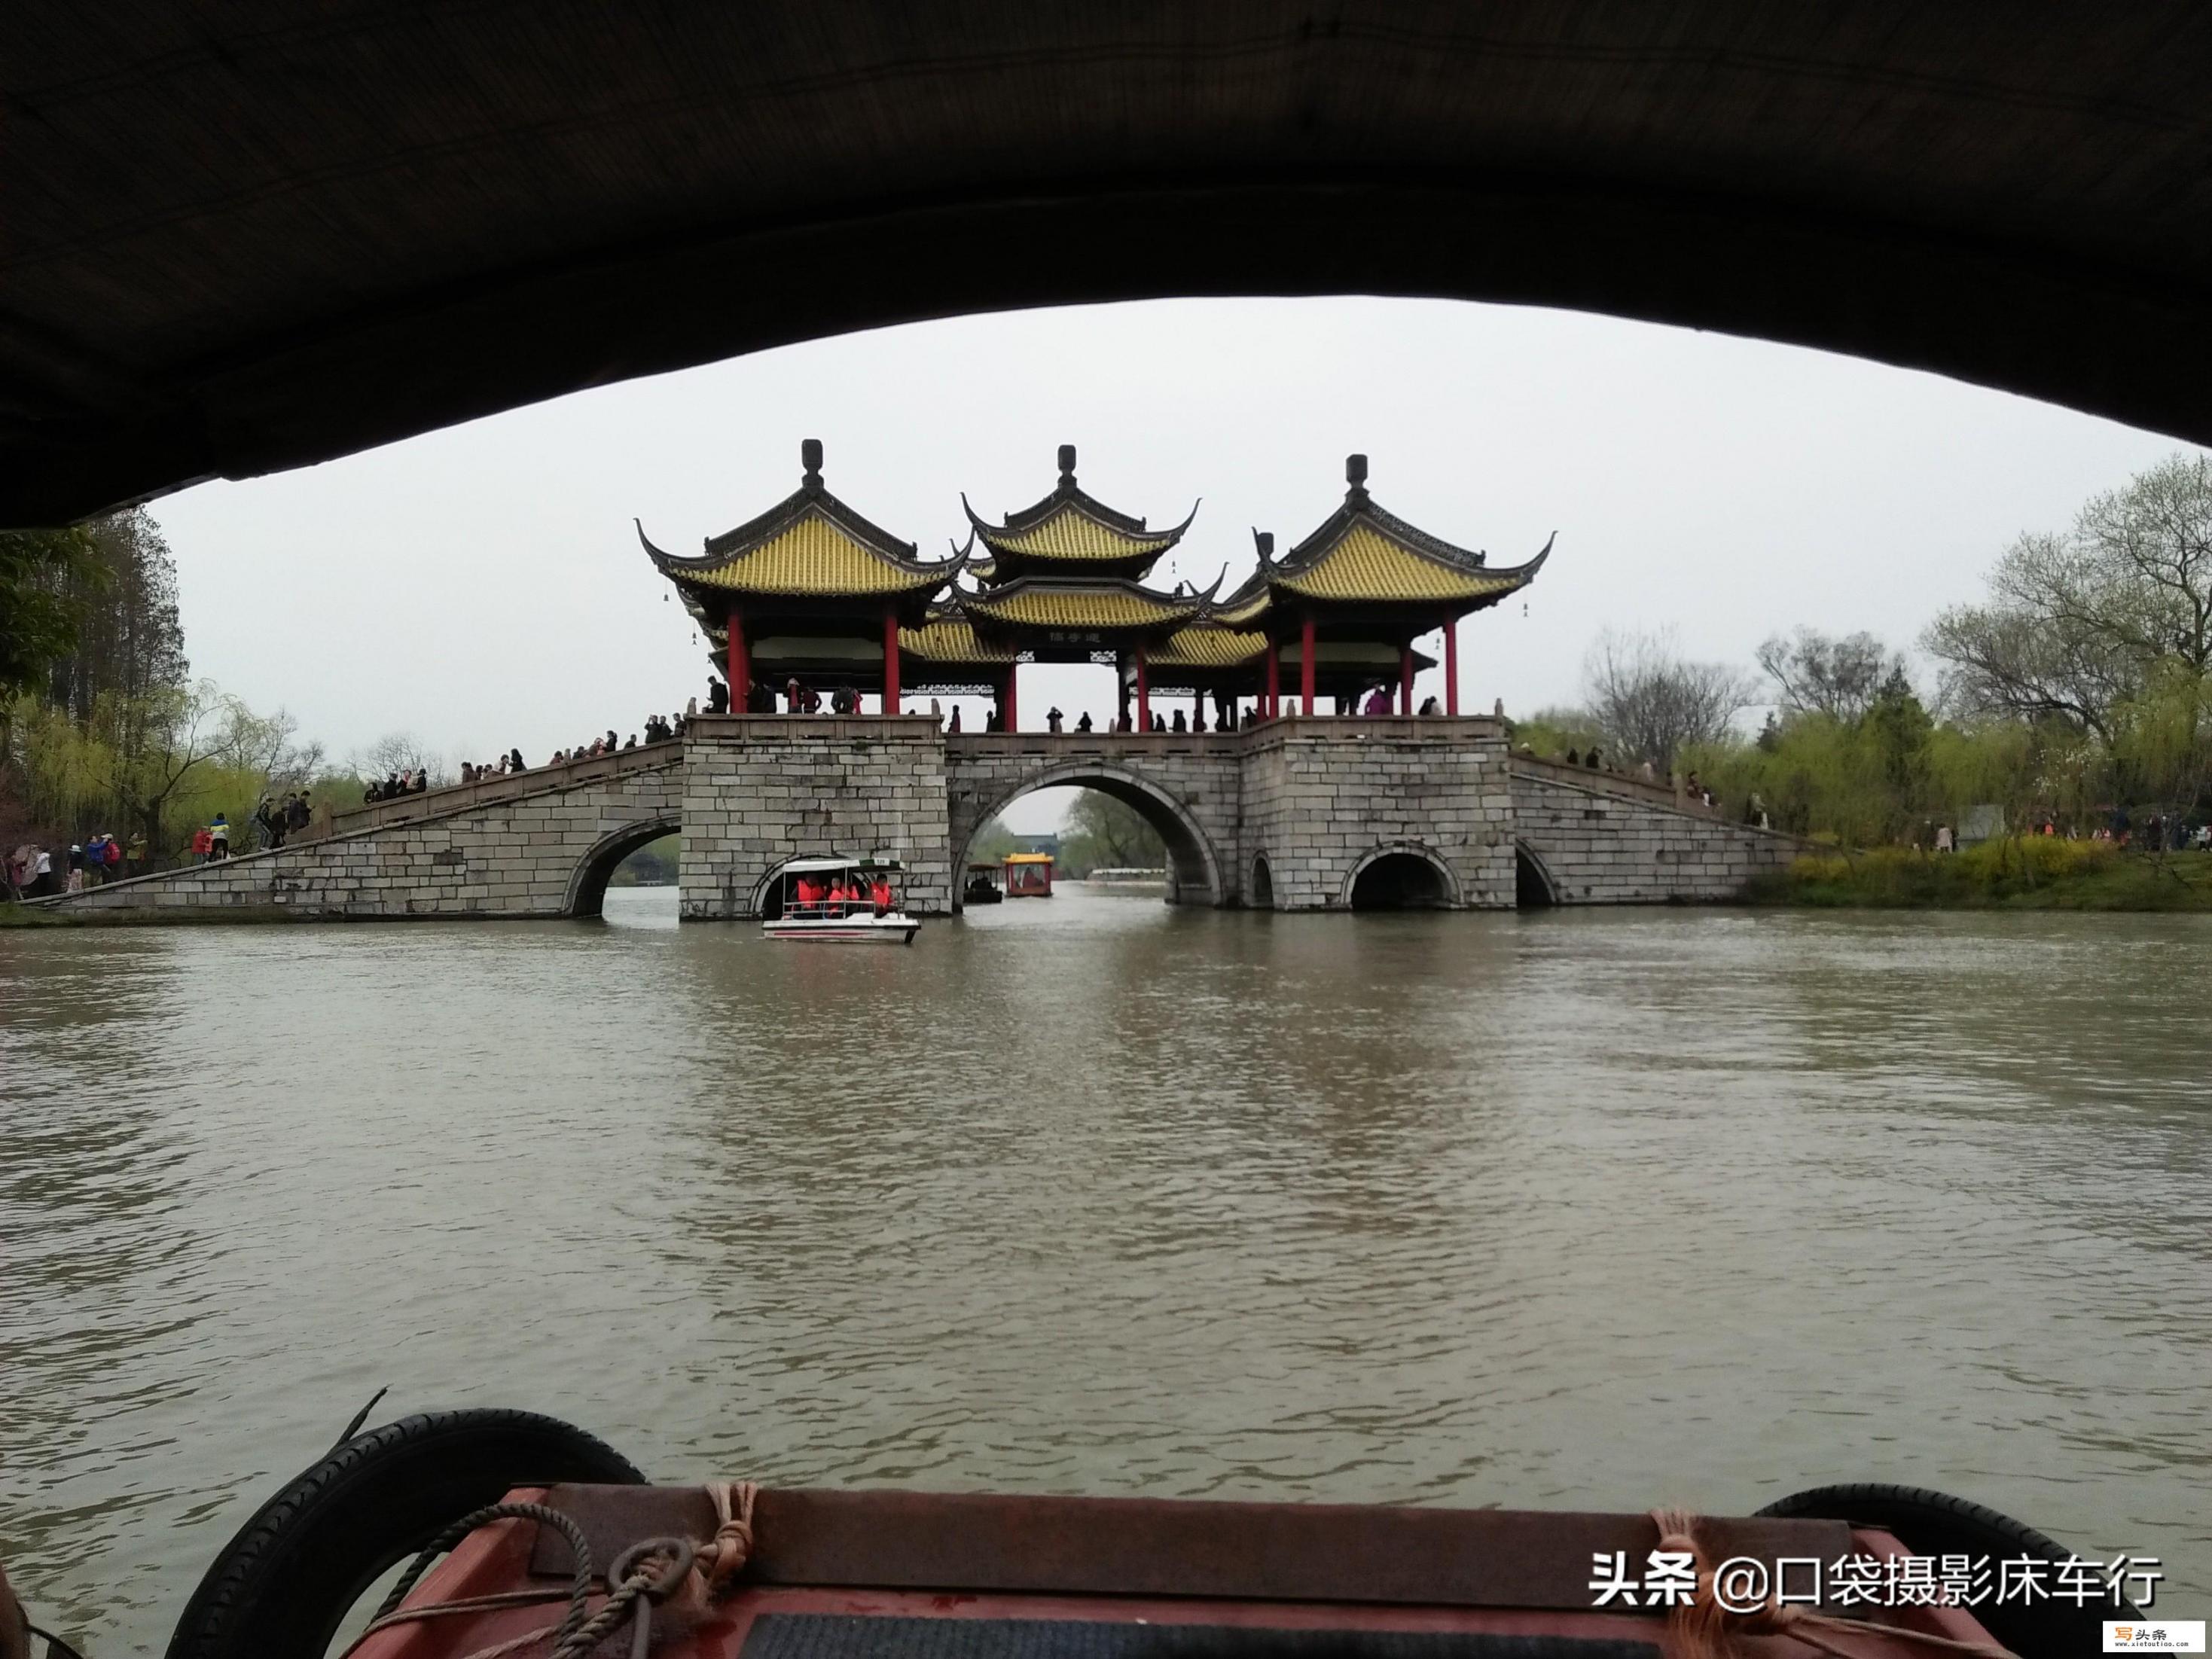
2 889 2207 1651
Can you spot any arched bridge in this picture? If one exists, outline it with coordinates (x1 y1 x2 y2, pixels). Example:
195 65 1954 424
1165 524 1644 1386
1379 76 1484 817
43 743 684 921
38 715 1805 920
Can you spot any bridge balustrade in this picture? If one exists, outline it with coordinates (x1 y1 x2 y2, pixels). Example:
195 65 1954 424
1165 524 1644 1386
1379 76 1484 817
333 740 684 833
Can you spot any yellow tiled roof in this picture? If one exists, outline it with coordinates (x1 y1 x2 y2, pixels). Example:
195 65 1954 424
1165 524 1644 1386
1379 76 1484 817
1273 523 1529 602
965 586 1194 629
899 618 1019 663
1214 591 1273 627
679 511 943 595
1147 626 1268 668
979 505 1177 563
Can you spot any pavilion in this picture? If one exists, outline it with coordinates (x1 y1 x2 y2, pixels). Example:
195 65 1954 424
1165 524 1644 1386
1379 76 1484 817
929 444 1214 730
639 444 1545 727
1227 454 1550 718
636 438 966 712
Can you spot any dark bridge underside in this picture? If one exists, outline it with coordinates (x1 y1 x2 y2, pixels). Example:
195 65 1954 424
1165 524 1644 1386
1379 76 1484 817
9 4 2212 526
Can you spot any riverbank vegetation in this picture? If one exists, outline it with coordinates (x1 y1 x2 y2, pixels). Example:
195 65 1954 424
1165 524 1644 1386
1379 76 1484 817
1516 453 2212 907
1 512 401 881
1747 837 2212 910
4 514 307 866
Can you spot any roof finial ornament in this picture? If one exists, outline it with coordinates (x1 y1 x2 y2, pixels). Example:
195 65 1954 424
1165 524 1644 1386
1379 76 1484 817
1253 529 1275 562
1057 443 1077 486
1345 453 1369 501
801 437 824 488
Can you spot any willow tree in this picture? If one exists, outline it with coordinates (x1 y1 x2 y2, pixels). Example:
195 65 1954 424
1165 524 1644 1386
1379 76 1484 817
1058 790 1166 877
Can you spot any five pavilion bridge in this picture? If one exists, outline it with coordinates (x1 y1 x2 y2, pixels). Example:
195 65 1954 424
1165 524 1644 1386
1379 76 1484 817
37 439 1804 921
38 717 1802 921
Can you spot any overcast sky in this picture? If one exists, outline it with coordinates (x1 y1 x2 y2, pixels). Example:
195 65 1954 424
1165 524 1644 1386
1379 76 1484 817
151 296 2200 828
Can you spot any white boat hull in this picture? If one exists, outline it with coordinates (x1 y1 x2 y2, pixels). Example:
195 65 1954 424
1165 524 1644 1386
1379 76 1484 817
763 910 920 944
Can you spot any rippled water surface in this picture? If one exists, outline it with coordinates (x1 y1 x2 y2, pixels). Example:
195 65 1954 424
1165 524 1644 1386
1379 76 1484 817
3 890 2208 1651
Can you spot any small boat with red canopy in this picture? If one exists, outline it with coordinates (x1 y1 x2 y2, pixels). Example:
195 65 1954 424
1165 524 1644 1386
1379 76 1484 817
1003 852 1054 898
145 1409 2125 1659
763 856 917 944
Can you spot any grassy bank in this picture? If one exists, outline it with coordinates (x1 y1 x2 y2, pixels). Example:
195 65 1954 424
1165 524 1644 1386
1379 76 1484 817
0 901 325 927
0 901 72 927
1749 839 2212 910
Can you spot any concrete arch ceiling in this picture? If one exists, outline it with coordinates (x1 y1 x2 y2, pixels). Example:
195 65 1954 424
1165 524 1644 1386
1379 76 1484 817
8 4 2211 526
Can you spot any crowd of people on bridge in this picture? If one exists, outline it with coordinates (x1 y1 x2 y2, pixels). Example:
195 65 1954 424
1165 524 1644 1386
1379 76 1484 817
365 770 433 802
704 672 1482 734
7 837 138 897
250 791 316 847
456 749 529 782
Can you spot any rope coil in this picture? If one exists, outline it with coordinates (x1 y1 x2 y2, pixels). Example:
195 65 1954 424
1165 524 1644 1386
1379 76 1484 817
341 1482 758 1659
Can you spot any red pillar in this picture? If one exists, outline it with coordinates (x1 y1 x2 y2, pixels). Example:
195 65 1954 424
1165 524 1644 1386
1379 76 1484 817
1444 615 1460 715
1135 649 1150 731
1399 642 1414 714
726 606 748 711
1265 640 1280 718
882 611 900 715
1002 666 1018 733
1300 616 1317 715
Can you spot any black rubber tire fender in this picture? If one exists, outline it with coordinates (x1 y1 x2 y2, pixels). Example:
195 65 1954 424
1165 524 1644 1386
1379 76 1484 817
1754 1482 2145 1659
165 1407 644 1659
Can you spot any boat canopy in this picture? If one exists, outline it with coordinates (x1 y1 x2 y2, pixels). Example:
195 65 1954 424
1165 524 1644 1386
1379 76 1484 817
780 855 903 876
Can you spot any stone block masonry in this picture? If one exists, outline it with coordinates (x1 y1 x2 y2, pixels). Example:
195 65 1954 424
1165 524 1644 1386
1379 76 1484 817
679 715 953 919
1240 717 1516 908
40 748 684 919
1509 758 1805 903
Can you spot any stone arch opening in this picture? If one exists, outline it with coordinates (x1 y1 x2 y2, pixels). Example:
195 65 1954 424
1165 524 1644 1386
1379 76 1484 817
955 764 1222 910
1515 842 1559 908
566 818 679 918
1344 844 1457 911
1249 852 1275 909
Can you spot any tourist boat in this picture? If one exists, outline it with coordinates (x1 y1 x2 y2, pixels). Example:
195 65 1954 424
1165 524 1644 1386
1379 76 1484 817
963 862 1005 904
157 1408 2107 1659
762 856 918 944
1003 850 1054 897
